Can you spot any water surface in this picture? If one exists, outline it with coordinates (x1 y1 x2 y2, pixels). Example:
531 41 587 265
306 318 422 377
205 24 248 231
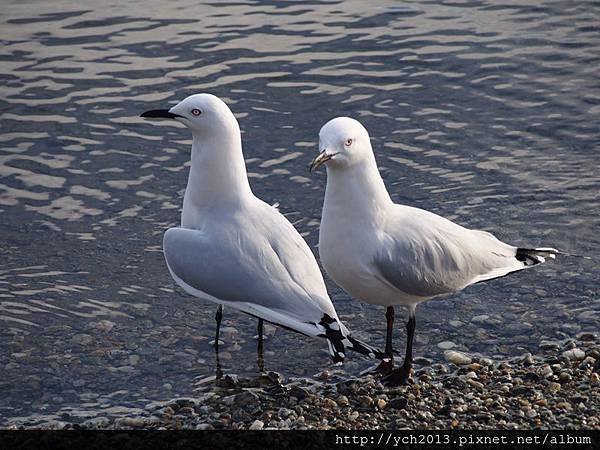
1 0 598 427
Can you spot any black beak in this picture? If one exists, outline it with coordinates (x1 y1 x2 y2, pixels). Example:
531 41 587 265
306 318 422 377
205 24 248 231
140 109 182 119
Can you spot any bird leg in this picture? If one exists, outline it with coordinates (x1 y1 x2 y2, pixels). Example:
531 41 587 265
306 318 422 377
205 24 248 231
256 318 265 372
214 347 223 380
361 306 395 375
213 304 223 350
383 314 416 385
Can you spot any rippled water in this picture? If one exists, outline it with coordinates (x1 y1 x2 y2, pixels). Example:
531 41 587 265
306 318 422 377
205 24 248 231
1 0 598 426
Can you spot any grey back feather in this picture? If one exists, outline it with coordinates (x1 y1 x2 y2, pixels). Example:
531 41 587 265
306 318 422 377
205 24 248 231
373 205 519 298
163 200 336 322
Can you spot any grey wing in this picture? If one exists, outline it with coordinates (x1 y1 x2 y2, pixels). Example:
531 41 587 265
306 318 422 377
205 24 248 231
255 201 338 319
374 206 521 298
163 226 330 324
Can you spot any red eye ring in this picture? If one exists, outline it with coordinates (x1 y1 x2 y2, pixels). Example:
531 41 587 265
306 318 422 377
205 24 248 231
345 138 353 147
191 108 201 116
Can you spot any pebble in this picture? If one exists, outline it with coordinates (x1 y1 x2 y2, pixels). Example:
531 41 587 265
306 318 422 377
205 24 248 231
322 398 337 409
559 372 572 383
562 349 585 360
471 315 490 324
444 350 472 365
249 419 264 430
358 395 374 408
70 334 94 346
547 382 561 393
12 337 599 431
437 341 456 350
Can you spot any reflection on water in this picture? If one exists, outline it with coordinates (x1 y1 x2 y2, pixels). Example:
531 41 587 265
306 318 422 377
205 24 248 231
1 0 598 426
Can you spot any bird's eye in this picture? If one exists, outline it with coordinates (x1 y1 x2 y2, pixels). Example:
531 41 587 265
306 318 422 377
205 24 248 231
191 108 202 116
345 138 353 147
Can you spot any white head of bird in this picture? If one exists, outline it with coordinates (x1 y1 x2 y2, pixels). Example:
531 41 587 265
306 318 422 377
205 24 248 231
310 117 374 172
141 93 251 215
141 93 240 142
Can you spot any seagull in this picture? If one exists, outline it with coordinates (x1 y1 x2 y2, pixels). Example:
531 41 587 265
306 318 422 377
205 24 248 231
310 116 559 384
140 94 383 366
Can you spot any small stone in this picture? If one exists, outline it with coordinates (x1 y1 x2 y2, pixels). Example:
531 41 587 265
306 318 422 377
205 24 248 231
471 314 490 324
539 340 561 350
579 356 596 370
559 372 572 383
556 401 572 410
278 408 293 419
377 399 387 410
444 350 472 365
337 395 349 407
322 398 337 409
547 382 561 393
388 397 408 410
95 320 116 332
526 409 537 419
538 365 553 378
234 391 260 406
70 334 94 346
249 419 264 430
466 379 484 390
467 363 482 371
577 332 596 341
524 372 540 382
590 373 599 384
82 417 110 429
115 417 144 428
562 349 585 360
437 341 456 350
288 385 310 400
358 395 374 407
521 353 534 365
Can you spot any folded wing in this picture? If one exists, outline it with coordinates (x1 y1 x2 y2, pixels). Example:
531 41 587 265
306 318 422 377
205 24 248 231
373 205 532 299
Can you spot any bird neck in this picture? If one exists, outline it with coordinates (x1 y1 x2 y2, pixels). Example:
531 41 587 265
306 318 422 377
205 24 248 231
324 153 393 226
182 132 253 224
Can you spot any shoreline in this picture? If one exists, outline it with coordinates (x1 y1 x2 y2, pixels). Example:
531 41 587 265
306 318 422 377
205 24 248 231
4 335 598 430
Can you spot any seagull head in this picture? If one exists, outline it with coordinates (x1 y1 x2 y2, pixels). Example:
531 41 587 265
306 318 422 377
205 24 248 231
310 117 371 172
141 93 239 137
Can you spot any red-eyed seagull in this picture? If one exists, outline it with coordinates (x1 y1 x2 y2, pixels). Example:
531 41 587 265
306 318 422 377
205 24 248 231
310 116 559 384
141 95 384 366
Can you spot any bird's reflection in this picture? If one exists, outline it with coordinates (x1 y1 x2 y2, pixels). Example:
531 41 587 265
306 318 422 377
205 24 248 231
213 318 266 381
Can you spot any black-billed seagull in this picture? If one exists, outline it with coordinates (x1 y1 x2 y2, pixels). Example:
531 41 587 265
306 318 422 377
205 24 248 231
310 117 558 384
141 95 383 366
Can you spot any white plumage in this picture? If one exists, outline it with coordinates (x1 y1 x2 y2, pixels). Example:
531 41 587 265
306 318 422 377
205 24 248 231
312 116 558 383
141 95 383 364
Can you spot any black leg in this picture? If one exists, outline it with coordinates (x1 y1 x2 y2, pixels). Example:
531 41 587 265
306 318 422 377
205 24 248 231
361 306 395 376
257 319 265 372
376 306 395 372
214 346 223 380
383 313 416 385
214 304 223 351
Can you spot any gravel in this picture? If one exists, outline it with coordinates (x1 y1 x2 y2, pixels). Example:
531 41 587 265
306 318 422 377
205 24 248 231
4 336 599 430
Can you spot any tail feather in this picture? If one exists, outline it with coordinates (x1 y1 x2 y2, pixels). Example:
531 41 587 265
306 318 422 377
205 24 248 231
516 247 559 266
318 314 384 363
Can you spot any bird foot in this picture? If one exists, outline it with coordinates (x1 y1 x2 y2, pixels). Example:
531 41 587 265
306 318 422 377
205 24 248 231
360 358 394 377
382 365 412 386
